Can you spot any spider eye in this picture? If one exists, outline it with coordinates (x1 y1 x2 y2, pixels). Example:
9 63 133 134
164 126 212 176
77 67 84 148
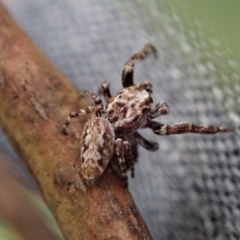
144 85 152 93
146 88 152 93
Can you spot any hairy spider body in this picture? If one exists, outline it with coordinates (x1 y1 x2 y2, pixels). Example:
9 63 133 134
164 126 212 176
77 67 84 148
80 117 115 180
107 84 153 133
63 44 233 186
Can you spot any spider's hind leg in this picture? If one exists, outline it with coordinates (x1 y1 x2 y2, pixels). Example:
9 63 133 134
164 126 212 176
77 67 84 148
122 44 157 88
123 140 135 178
132 132 159 152
82 90 105 117
115 138 128 187
62 105 102 135
63 90 104 134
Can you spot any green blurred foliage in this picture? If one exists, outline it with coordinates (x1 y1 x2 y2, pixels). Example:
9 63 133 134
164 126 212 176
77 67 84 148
0 189 64 240
172 1 240 62
0 220 22 240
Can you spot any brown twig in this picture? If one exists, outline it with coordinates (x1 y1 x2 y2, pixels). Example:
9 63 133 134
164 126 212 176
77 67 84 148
0 3 152 240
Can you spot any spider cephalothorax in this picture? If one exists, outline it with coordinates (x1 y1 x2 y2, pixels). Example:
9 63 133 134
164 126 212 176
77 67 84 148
107 83 153 133
63 44 233 186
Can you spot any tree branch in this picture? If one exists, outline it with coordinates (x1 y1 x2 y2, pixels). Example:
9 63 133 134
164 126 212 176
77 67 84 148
0 3 152 240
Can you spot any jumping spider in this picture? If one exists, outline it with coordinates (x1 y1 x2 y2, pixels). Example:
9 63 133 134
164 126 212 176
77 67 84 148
63 44 233 186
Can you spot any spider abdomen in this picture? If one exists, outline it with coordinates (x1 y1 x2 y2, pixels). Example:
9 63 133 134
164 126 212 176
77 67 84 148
80 117 115 180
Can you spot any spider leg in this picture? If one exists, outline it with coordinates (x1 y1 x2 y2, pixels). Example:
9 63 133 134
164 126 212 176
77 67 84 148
115 138 128 187
62 105 102 135
150 102 170 119
122 44 157 88
125 134 139 162
82 90 102 105
82 90 105 117
98 80 112 102
147 120 234 135
123 140 135 178
132 132 159 151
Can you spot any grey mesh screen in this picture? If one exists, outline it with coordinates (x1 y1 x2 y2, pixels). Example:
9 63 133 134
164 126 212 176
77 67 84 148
1 1 239 239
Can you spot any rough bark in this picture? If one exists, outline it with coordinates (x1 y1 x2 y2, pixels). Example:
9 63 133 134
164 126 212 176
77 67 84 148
0 3 152 240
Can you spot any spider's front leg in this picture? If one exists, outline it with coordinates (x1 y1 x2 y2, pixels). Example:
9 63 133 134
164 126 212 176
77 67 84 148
150 102 170 119
122 44 157 88
147 120 234 135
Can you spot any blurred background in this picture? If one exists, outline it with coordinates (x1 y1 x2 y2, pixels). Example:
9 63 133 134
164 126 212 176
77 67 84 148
0 0 240 239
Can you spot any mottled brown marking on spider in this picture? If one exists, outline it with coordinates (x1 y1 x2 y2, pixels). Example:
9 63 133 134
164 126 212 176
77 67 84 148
80 118 115 180
62 44 234 187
